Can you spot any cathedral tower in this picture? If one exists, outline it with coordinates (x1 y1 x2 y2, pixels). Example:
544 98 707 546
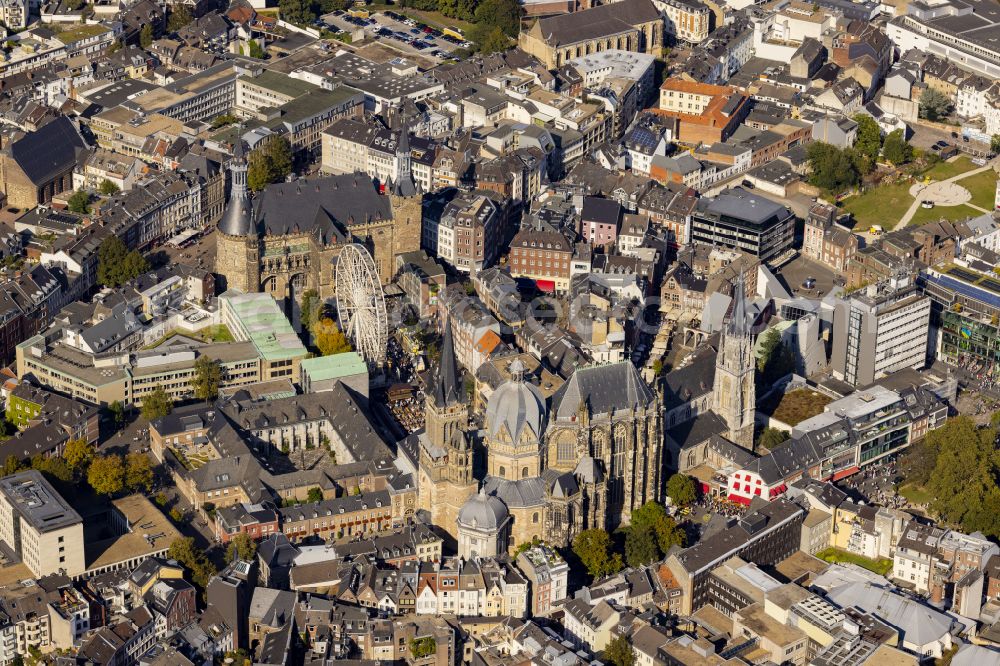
215 140 260 293
712 272 756 449
417 317 477 544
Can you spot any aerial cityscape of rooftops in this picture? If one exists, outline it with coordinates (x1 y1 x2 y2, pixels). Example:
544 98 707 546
1 0 1000 662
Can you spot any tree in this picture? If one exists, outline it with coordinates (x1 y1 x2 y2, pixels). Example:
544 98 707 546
192 356 221 402
167 4 193 31
473 0 521 37
2 454 24 476
98 179 120 196
248 40 266 59
67 190 91 214
63 438 95 472
604 635 635 666
882 129 913 165
300 289 322 332
468 24 509 54
807 142 860 193
409 638 437 660
307 487 324 503
756 427 791 451
247 136 294 191
852 113 881 172
125 452 154 492
924 417 1000 537
139 24 154 49
168 537 218 591
312 317 353 356
624 523 661 567
31 455 72 483
97 237 149 287
629 501 685 556
572 529 623 580
226 532 257 561
88 454 125 496
919 87 952 122
108 400 125 428
141 386 173 421
757 328 796 385
992 134 1000 155
108 39 123 54
666 473 697 507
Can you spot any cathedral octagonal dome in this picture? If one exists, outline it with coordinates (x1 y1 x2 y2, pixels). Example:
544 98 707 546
458 491 509 531
486 360 547 444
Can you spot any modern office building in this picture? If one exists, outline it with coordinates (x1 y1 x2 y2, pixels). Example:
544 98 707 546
0 471 85 577
689 187 795 264
832 275 932 387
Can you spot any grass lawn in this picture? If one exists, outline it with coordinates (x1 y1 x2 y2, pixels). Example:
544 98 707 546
54 23 111 43
907 203 981 227
898 483 933 506
839 180 913 229
957 168 999 210
192 324 234 343
921 155 976 181
763 388 832 426
367 2 475 33
815 548 893 576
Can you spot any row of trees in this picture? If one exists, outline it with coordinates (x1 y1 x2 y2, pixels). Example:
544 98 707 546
2 439 153 498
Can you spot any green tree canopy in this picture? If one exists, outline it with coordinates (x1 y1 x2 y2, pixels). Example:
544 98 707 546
2 455 24 476
628 501 685 561
67 190 91 214
247 135 294 191
168 537 218 591
141 386 174 421
139 24 154 48
666 473 698 507
108 400 126 427
226 532 257 562
806 142 860 193
31 455 72 483
98 179 120 196
925 417 1000 537
88 454 125 496
882 129 913 165
307 487 324 503
572 528 624 581
604 635 636 666
192 356 221 402
97 236 149 287
473 0 521 37
756 426 791 451
167 4 194 31
852 113 882 172
919 88 952 122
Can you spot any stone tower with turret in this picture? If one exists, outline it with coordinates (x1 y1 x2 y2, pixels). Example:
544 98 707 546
387 127 423 264
214 140 260 293
417 317 477 545
712 272 756 449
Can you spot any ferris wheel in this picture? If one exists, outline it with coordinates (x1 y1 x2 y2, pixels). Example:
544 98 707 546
335 243 387 366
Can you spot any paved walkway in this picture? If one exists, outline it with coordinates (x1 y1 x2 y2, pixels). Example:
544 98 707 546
896 161 997 228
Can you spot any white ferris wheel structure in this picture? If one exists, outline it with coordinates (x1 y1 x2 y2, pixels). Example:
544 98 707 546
334 243 388 366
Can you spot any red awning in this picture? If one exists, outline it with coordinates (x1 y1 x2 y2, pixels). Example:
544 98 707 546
832 466 860 481
769 483 788 497
699 482 711 494
536 279 556 293
727 493 752 506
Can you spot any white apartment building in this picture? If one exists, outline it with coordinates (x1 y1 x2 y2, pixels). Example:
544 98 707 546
0 471 85 578
832 275 932 387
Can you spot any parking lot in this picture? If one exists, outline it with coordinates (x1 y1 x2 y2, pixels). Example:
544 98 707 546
319 10 469 61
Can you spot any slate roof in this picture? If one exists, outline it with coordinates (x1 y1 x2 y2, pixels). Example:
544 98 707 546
551 361 655 419
253 175 392 239
533 0 660 47
431 316 464 409
8 116 85 186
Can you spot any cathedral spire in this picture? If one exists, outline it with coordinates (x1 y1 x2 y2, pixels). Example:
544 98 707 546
433 316 463 408
391 126 418 197
712 270 756 450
